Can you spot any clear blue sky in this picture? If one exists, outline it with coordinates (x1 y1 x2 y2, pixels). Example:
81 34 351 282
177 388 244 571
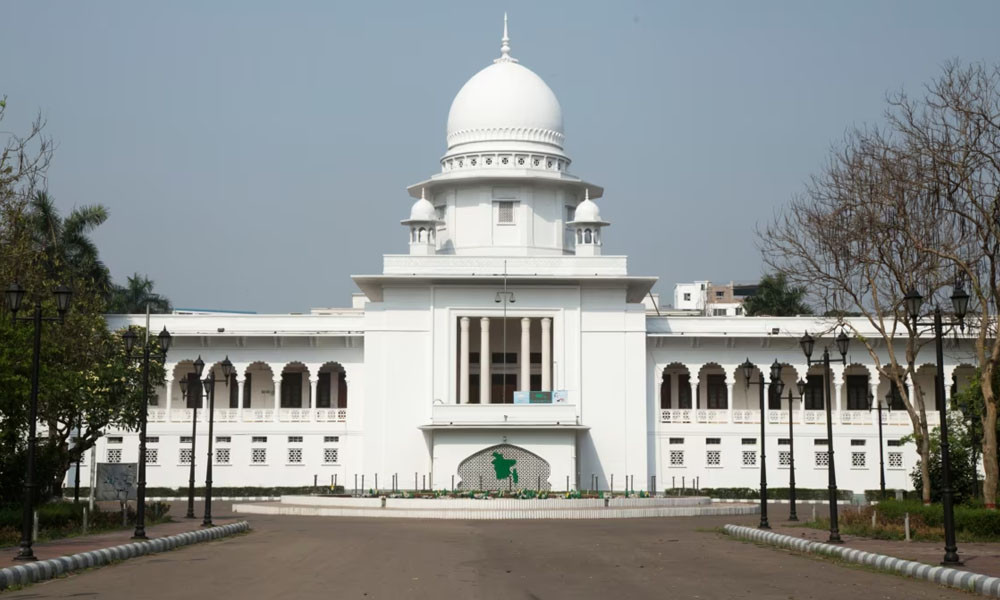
2 1 998 312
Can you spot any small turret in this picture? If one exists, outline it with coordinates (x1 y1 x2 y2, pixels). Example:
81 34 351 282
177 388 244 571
401 188 440 255
567 189 609 256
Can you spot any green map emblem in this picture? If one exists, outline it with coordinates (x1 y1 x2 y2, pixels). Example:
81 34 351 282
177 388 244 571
491 451 518 484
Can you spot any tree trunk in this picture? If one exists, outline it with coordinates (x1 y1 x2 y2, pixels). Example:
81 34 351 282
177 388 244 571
919 428 932 504
982 364 998 508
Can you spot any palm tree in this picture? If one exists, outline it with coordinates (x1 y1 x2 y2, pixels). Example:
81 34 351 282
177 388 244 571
25 190 112 295
108 273 172 314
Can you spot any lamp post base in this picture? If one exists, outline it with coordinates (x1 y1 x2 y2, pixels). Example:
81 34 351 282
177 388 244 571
942 551 963 566
828 533 844 544
13 550 37 562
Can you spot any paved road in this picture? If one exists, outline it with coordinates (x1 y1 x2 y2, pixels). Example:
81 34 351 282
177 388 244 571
5 503 970 599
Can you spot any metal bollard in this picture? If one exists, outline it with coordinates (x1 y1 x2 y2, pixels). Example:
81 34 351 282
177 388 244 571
905 512 911 542
314 474 318 488
83 506 89 535
33 510 39 542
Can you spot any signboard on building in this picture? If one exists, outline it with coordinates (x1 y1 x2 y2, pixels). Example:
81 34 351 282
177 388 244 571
513 391 569 404
95 463 138 501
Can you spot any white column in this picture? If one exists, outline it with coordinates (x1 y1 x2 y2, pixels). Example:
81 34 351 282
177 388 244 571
273 377 282 422
236 375 246 421
165 377 173 422
310 376 319 422
520 318 531 392
833 370 843 414
480 317 491 405
541 317 551 391
690 381 698 411
726 380 735 423
459 317 470 404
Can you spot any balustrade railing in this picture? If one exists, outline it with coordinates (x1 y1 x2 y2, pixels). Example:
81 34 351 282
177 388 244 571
278 408 311 423
315 408 348 423
147 408 167 423
840 410 872 425
242 408 274 423
696 409 729 424
731 410 760 424
803 410 826 424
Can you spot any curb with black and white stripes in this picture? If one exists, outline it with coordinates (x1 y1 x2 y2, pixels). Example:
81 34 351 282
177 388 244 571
0 521 251 591
724 524 1000 597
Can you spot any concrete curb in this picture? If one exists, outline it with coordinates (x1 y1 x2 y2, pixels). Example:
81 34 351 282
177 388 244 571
723 524 1000 597
0 521 251 591
234 502 759 520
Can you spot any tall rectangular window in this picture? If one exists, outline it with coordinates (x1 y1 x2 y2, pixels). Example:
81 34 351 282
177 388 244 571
317 372 332 408
242 372 252 408
846 374 869 410
660 373 672 409
186 373 203 409
228 373 239 409
888 380 907 410
768 384 782 410
706 374 727 409
804 374 824 410
678 374 692 409
281 372 303 408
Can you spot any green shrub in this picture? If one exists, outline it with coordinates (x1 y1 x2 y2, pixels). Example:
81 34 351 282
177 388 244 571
809 499 1000 542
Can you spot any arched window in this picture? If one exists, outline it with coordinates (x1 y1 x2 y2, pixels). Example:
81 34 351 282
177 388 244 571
418 227 426 242
576 229 582 244
584 229 592 244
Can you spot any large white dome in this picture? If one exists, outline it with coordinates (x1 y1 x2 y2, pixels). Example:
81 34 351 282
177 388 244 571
446 61 564 151
445 17 564 154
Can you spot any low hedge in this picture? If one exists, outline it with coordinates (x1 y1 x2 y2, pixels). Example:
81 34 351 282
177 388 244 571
809 499 1000 542
864 488 922 502
669 487 853 501
65 485 344 497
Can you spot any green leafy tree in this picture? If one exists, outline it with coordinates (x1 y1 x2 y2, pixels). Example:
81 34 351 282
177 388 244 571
741 273 813 316
108 273 172 314
908 411 979 505
0 100 165 502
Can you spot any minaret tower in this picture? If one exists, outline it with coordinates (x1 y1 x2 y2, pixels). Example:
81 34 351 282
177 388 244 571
401 188 440 255
567 189 609 256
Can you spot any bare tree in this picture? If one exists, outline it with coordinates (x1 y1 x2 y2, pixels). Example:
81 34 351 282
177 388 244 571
884 61 1000 506
760 126 958 503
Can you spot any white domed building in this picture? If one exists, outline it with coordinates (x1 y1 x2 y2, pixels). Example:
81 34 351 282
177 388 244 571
98 18 976 496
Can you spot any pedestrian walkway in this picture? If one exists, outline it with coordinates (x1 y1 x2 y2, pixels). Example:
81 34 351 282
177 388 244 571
773 523 1000 577
0 517 237 570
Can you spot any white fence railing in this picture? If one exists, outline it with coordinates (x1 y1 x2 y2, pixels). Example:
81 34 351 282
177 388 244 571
242 408 274 423
731 410 760 424
278 408 311 423
696 409 729 424
840 410 872 425
315 408 348 423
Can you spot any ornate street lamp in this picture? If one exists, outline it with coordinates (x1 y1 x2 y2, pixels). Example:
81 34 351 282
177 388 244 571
185 356 206 519
801 329 850 543
740 357 775 529
5 282 72 561
785 378 807 521
122 313 171 539
200 356 233 527
903 283 968 566
867 391 888 502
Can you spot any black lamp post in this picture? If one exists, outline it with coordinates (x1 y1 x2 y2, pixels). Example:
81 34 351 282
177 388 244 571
122 322 172 539
800 328 850 543
200 356 233 527
5 282 72 561
868 391 888 502
739 358 780 529
185 356 205 519
903 284 969 566
787 379 807 521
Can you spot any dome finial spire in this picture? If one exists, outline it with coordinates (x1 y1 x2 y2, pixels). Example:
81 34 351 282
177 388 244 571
495 12 518 64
